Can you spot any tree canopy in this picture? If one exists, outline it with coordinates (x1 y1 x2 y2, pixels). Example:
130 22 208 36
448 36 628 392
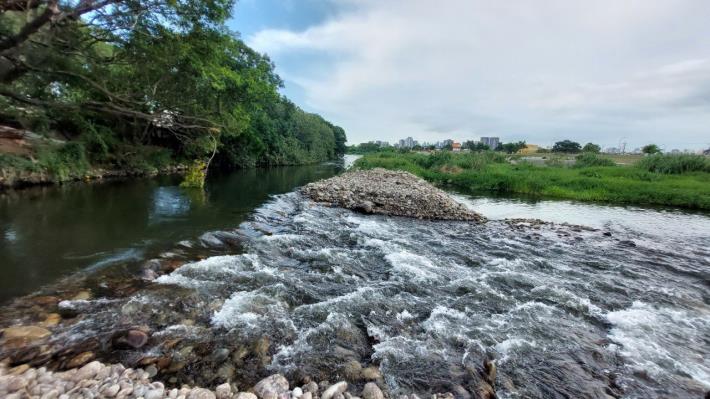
582 143 601 153
496 141 527 154
552 140 582 153
642 144 662 155
0 0 346 180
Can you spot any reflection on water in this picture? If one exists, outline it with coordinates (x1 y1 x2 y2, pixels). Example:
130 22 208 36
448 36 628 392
0 163 343 303
149 186 192 223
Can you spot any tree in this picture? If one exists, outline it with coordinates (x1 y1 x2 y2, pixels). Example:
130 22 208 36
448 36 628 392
496 141 527 154
0 0 347 186
642 144 661 155
582 143 601 153
463 140 490 151
552 140 582 153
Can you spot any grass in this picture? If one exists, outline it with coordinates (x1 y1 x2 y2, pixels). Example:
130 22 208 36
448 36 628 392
354 151 710 210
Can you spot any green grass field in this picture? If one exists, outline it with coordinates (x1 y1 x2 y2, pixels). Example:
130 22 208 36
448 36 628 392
354 152 710 210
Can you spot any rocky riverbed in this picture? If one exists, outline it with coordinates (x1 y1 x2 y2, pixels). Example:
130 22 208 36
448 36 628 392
0 359 409 399
301 168 485 222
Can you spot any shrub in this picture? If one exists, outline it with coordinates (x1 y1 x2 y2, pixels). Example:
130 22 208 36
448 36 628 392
636 154 710 174
574 153 616 168
37 142 90 182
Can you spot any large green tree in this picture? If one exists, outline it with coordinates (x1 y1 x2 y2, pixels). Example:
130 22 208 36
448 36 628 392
0 0 346 183
552 140 582 153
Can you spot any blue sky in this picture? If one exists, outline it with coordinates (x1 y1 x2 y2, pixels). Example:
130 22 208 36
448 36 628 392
228 0 710 151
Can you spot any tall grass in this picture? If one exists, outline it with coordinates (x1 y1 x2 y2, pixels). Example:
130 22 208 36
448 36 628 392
574 153 616 168
354 151 710 209
636 154 710 174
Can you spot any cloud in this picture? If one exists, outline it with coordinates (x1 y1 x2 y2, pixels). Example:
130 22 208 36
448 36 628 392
247 0 710 149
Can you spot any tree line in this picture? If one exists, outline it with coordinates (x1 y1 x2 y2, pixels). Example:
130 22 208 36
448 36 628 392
0 0 346 184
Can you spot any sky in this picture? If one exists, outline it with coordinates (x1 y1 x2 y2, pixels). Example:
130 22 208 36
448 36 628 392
229 0 710 150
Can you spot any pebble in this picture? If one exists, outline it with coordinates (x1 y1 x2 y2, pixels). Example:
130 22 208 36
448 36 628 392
322 382 348 399
189 388 217 399
362 383 384 399
0 359 433 399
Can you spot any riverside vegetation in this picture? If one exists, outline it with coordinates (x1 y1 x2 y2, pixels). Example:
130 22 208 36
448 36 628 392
353 151 710 209
0 0 346 188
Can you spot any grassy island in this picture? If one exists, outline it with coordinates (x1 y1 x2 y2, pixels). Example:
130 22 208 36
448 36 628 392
354 151 710 210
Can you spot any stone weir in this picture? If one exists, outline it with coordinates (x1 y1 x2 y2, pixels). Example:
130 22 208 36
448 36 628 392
301 168 486 222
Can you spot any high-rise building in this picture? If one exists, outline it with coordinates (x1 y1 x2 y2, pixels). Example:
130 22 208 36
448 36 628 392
480 137 500 150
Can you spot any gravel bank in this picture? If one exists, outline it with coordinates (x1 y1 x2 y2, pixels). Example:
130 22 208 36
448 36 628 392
1 360 446 399
301 168 485 222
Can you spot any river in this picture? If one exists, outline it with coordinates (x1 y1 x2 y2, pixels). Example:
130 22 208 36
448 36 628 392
1 158 709 398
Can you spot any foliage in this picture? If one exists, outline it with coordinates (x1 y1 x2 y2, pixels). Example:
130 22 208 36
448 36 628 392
462 141 490 151
496 141 526 154
642 144 662 155
347 143 395 154
354 152 710 210
0 0 346 183
574 153 615 168
36 142 90 182
552 140 582 153
180 160 208 188
636 154 710 174
582 143 601 153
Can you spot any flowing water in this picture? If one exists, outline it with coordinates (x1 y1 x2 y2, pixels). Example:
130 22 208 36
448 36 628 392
1 161 709 399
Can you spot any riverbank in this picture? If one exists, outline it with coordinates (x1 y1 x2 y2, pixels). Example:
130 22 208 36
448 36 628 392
0 163 189 190
353 152 710 210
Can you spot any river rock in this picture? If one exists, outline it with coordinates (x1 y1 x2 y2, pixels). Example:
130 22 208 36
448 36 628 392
322 382 348 399
215 383 232 399
1 325 51 342
360 366 382 381
41 313 62 327
302 168 485 222
74 361 104 381
361 383 383 399
303 382 319 394
236 393 258 399
189 388 217 399
254 374 289 399
112 329 149 349
66 351 95 368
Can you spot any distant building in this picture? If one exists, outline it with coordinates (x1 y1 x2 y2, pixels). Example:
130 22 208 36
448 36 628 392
397 137 418 149
480 137 500 150
452 142 462 152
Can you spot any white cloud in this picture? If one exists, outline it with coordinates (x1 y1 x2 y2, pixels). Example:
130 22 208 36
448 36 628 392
248 0 710 149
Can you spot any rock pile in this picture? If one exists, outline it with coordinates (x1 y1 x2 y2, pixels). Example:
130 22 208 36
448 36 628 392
0 360 400 399
301 168 485 222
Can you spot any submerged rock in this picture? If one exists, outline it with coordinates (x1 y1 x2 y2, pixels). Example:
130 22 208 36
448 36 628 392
302 168 485 222
111 329 149 349
1 325 51 344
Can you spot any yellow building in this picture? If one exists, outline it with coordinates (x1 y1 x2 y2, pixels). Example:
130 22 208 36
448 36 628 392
517 144 540 155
